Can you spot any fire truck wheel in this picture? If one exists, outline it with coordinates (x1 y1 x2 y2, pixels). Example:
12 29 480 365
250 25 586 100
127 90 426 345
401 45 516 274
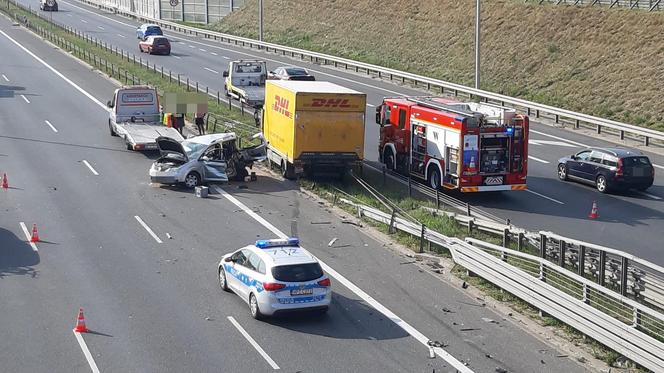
427 167 441 190
383 148 396 171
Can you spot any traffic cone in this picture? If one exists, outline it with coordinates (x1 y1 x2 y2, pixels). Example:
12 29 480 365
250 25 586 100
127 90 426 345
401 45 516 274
1 173 8 189
74 308 88 333
30 224 40 242
588 201 599 219
468 156 477 173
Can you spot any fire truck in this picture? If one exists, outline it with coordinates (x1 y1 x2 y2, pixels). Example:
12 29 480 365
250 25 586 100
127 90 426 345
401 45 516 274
376 97 529 192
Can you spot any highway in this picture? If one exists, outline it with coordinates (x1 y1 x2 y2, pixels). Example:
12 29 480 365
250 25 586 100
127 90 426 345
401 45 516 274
0 13 589 373
20 0 664 264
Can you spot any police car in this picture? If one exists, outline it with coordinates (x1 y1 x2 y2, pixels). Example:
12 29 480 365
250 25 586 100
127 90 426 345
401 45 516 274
218 238 332 319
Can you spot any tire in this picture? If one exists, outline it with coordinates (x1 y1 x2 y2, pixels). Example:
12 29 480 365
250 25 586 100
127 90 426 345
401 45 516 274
184 172 201 188
281 161 295 180
125 140 133 151
557 163 568 181
218 266 229 292
249 293 263 320
596 174 608 193
109 121 118 136
427 166 441 190
383 148 396 171
224 85 231 98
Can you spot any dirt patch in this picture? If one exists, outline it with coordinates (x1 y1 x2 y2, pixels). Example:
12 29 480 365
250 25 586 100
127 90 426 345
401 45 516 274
214 0 664 130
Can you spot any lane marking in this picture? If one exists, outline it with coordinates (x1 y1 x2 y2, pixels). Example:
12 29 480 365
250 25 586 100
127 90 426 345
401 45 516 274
654 164 664 170
67 13 73 17
134 215 162 243
97 25 104 30
215 186 473 373
19 222 38 252
529 129 588 148
172 55 181 59
638 191 662 200
222 56 230 59
80 19 88 23
227 316 280 370
366 103 375 107
2 74 8 81
189 45 195 48
529 139 576 148
44 120 58 133
0 30 109 112
82 160 99 175
526 189 565 205
528 155 549 164
199 48 206 52
203 67 219 74
210 52 218 56
20 94 30 103
116 33 126 38
73 331 101 373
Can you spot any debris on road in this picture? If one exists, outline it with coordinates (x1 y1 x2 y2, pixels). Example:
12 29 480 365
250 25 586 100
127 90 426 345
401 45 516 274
482 317 499 324
399 260 417 265
460 328 481 332
495 368 508 373
166 233 173 239
311 221 331 225
328 238 338 247
341 220 362 227
462 281 469 289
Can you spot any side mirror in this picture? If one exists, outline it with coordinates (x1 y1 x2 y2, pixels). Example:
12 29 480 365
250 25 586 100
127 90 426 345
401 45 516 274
571 154 577 160
222 71 229 78
224 257 233 262
107 100 113 108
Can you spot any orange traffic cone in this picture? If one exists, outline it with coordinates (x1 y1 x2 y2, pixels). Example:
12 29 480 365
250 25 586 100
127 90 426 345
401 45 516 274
74 308 88 333
588 201 599 219
467 156 477 173
1 173 8 189
30 224 40 242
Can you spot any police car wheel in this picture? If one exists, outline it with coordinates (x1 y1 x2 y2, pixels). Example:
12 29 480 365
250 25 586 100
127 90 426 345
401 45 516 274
249 293 263 320
218 267 229 291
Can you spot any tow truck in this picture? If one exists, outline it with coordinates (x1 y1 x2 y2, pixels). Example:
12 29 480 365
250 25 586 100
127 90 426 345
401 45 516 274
223 60 267 109
107 86 184 151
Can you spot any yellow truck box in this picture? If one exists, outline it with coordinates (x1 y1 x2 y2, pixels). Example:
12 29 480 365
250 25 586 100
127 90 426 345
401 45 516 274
263 80 366 178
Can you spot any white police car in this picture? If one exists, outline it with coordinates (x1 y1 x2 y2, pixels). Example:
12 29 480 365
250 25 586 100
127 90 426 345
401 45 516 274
218 238 332 319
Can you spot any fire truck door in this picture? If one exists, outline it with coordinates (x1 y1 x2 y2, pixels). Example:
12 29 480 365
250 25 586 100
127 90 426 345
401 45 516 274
445 146 459 185
410 123 427 176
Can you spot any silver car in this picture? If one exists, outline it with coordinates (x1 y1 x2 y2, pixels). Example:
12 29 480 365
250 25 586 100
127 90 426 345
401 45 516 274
149 133 266 187
218 238 332 319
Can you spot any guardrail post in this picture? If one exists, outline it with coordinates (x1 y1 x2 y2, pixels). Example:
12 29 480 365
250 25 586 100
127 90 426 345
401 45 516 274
575 119 580 129
559 240 566 267
466 203 471 217
596 124 602 134
356 205 362 218
435 189 440 209
388 208 396 234
160 66 163 78
332 192 338 206
621 257 629 296
517 232 524 251
196 82 199 92
228 97 232 110
217 91 220 104
598 250 606 287
419 224 425 253
555 114 559 124
186 78 190 91
539 233 547 258
619 130 625 140
177 74 181 86
169 70 172 82
467 219 474 234
644 136 650 146
578 245 585 277
632 308 641 328
241 102 245 116
582 283 589 304
502 228 510 248
535 109 540 118
407 173 412 197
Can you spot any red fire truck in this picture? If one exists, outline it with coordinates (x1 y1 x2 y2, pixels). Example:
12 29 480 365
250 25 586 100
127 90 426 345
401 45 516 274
376 97 529 192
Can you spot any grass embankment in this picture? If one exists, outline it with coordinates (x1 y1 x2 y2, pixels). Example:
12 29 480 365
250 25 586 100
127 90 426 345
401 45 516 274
213 0 664 131
2 2 257 136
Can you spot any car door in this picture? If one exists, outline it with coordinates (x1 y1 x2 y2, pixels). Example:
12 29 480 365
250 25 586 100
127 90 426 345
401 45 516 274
225 249 247 293
235 251 260 301
582 151 605 181
200 143 228 182
567 150 591 179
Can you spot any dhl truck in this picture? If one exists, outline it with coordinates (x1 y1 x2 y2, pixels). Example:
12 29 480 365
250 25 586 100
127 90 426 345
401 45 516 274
262 80 366 179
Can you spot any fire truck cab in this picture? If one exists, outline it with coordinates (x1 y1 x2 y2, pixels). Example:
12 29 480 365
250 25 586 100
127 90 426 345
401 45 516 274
377 97 528 192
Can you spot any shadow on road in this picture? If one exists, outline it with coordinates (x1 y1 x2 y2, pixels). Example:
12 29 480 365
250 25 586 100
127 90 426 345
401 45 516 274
0 227 39 278
0 84 26 99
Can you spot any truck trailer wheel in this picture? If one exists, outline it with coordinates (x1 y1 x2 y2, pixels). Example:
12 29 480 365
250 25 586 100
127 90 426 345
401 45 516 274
281 161 295 180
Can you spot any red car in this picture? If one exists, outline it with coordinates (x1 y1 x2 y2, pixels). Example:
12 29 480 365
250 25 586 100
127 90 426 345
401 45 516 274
139 36 171 55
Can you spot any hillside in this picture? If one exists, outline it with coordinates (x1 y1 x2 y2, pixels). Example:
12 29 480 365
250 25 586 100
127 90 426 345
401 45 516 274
212 0 664 130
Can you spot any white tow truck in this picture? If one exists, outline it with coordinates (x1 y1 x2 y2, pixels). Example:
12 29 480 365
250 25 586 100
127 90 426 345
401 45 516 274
223 60 267 109
107 86 184 151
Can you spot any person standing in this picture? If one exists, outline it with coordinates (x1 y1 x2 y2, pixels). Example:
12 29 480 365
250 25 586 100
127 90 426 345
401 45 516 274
173 113 185 135
195 112 206 135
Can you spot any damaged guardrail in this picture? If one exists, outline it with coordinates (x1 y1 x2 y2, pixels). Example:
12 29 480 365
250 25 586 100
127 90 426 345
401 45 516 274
78 0 664 147
332 195 664 371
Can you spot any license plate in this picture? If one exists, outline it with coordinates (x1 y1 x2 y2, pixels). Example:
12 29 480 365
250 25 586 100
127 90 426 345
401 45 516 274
290 288 313 296
485 176 503 185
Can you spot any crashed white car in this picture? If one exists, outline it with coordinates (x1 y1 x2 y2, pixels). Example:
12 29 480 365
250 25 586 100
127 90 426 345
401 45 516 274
149 133 266 188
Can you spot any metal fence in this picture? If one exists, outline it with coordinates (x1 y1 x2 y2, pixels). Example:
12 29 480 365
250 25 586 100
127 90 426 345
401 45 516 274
525 0 663 12
88 0 244 23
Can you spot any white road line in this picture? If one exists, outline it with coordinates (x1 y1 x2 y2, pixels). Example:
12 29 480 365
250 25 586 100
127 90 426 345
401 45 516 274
199 48 207 52
0 30 109 112
134 215 162 243
44 120 58 133
97 26 104 30
19 222 38 252
366 103 375 107
172 55 181 59
528 155 549 164
529 129 588 148
210 52 218 56
1 74 8 81
215 186 473 373
526 189 565 205
638 191 662 200
227 316 280 370
82 160 99 175
222 56 230 59
116 33 126 38
80 19 88 23
73 331 101 373
189 45 195 48
654 164 664 170
203 67 219 74
20 94 30 103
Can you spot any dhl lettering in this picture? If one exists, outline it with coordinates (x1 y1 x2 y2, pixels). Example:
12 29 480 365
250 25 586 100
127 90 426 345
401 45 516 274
311 98 352 108
272 95 292 118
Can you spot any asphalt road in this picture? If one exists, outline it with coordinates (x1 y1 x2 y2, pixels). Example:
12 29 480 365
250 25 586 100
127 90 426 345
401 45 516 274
19 0 664 264
0 14 589 373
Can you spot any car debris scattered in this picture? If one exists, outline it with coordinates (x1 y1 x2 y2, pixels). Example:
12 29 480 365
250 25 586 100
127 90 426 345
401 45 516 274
328 238 338 247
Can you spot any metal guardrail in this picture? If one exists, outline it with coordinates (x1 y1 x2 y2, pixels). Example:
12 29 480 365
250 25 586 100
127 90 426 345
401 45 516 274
75 0 664 148
526 0 663 12
333 196 664 371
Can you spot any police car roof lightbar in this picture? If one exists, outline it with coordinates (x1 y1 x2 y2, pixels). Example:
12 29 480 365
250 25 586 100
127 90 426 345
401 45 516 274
255 238 300 249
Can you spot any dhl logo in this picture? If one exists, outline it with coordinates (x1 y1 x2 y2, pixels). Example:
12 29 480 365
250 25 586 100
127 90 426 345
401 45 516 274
311 98 352 108
272 95 292 118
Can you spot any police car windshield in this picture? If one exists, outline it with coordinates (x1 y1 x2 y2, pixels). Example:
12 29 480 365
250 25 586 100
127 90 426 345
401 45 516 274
272 263 323 282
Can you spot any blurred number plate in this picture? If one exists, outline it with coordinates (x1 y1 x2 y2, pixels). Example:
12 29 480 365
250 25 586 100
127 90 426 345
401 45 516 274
291 288 313 296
